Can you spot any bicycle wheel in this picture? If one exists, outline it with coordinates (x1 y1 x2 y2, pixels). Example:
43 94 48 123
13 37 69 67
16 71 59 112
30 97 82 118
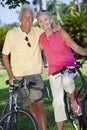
82 95 87 130
0 125 4 130
67 111 83 130
64 94 82 130
0 109 38 130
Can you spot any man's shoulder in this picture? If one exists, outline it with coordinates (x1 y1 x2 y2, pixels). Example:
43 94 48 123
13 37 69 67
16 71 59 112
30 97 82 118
7 26 18 35
31 26 43 33
40 32 45 38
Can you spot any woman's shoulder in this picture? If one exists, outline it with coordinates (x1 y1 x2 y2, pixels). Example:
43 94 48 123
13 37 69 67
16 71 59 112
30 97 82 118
40 32 45 38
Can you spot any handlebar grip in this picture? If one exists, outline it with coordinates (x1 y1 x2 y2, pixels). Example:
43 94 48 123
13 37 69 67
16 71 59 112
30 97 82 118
13 80 20 84
6 80 20 85
6 80 9 85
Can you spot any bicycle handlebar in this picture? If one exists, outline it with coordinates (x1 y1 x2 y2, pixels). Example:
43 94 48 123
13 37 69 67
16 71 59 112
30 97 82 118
6 79 35 86
6 79 23 85
6 79 24 93
75 56 87 68
52 56 87 76
6 78 44 94
67 56 87 73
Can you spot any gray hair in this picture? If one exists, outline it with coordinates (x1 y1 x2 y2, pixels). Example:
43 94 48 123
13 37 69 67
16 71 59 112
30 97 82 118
19 3 35 18
36 10 52 19
36 10 55 28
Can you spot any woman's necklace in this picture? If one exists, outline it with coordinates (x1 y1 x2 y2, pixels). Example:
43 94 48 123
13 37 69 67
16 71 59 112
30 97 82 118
45 29 52 43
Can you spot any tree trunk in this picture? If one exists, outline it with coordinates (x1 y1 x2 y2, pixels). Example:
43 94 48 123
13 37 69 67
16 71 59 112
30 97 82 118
40 0 47 10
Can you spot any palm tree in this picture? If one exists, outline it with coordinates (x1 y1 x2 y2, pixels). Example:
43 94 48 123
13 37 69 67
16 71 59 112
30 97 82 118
68 1 77 13
0 0 30 8
76 0 81 12
80 0 87 10
62 10 87 47
82 0 87 2
47 0 63 25
41 0 46 10
32 0 47 10
69 0 81 12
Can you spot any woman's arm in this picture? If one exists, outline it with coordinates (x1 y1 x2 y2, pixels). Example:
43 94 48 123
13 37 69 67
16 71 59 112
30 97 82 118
61 29 87 56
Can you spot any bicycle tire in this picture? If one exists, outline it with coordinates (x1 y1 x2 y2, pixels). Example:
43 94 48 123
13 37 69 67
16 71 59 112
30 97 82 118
0 109 38 130
64 94 82 130
0 125 4 130
82 94 87 129
65 96 87 130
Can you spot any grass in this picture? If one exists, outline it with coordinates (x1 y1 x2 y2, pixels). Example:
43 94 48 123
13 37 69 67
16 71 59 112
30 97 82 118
0 61 87 130
0 72 9 112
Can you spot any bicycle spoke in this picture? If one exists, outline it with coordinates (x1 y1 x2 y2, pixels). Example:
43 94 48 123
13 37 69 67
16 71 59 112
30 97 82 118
0 110 38 130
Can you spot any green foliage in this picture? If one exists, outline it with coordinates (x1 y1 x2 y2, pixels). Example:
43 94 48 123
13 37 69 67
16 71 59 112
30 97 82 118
0 0 87 59
0 25 17 58
0 0 30 9
0 61 87 130
62 10 87 48
33 0 40 5
0 26 13 51
46 1 87 58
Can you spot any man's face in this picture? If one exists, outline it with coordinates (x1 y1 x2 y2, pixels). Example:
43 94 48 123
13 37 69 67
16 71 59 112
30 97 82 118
20 9 34 28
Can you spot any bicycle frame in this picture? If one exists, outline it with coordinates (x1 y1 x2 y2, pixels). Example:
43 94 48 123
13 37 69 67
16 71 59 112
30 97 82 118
65 56 87 129
77 68 87 128
0 87 18 130
0 81 38 130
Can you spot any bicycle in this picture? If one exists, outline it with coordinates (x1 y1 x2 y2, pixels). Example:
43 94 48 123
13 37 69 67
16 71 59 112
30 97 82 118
52 56 87 130
0 78 40 130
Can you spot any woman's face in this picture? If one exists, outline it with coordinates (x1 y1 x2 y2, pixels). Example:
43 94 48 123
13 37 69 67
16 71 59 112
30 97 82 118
37 14 52 31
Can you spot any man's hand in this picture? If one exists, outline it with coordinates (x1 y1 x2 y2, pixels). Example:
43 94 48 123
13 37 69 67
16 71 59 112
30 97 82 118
52 25 62 34
9 77 15 86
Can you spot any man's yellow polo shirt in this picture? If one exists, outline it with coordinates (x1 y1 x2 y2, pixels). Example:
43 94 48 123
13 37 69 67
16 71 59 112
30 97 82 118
2 26 43 77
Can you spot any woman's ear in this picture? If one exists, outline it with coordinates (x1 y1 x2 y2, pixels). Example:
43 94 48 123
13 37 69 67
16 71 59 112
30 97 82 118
50 19 55 28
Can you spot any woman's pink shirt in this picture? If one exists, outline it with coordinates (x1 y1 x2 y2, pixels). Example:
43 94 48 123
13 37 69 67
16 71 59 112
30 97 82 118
39 29 76 75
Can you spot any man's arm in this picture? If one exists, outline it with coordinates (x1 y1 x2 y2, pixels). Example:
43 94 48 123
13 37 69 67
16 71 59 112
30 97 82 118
2 54 15 85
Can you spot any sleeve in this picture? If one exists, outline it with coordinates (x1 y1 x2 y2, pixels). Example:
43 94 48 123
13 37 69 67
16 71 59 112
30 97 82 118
39 33 43 45
2 31 12 55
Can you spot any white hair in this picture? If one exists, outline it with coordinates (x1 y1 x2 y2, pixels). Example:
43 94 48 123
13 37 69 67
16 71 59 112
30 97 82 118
19 3 35 18
36 10 55 28
36 10 52 19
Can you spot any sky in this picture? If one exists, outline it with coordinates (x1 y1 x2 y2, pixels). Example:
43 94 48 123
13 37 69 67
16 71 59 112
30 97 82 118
0 0 81 25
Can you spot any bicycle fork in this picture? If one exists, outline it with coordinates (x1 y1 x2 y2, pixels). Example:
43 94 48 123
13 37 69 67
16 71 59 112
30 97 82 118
5 93 19 130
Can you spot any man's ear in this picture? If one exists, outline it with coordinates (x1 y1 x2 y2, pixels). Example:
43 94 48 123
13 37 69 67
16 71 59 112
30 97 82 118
32 18 34 22
19 15 21 22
